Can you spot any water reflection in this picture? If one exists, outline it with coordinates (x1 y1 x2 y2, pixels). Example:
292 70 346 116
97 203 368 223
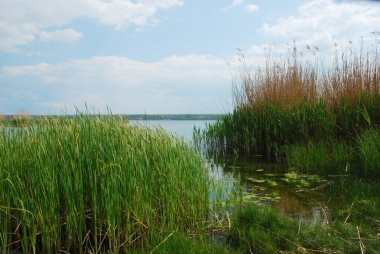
130 120 215 141
208 156 328 223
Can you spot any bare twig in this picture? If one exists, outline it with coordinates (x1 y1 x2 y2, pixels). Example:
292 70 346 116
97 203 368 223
150 231 175 254
298 219 302 235
357 226 366 254
344 202 355 224
319 204 329 225
311 181 333 191
96 226 110 254
82 230 91 246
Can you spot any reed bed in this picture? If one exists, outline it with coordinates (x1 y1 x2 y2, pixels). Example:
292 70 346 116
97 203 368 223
0 114 209 253
205 45 380 161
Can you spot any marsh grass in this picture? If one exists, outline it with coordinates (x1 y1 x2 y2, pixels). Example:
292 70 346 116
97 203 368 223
0 113 209 253
357 128 380 177
285 139 355 175
205 44 380 161
195 43 380 252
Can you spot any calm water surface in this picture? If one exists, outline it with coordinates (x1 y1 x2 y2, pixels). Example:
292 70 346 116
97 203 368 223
130 120 215 140
135 120 333 222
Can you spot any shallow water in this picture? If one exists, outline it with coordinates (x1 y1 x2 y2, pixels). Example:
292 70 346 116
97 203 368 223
130 119 215 141
209 156 332 223
134 120 335 222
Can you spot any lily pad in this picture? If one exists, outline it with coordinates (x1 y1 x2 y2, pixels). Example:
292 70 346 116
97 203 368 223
283 171 325 187
266 179 278 186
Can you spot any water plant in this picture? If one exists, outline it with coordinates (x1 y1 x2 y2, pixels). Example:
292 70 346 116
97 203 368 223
0 113 209 253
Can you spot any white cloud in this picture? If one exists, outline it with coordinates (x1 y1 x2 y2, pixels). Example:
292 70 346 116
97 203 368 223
258 0 380 51
222 0 245 11
222 1 259 14
0 0 183 53
1 55 235 114
238 0 380 80
245 4 259 13
40 29 83 43
232 0 244 6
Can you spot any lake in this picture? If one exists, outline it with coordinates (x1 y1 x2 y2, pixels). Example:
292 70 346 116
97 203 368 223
130 119 215 141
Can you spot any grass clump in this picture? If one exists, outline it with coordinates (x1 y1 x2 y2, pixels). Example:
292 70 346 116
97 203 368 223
0 113 209 253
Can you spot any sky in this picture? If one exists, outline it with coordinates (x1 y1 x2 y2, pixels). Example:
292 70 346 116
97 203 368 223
1 0 380 115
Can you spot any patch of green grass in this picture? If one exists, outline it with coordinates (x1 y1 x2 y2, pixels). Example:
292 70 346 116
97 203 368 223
228 201 380 253
142 233 238 254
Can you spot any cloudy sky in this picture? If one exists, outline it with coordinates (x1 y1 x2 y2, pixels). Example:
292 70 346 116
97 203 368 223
1 0 380 115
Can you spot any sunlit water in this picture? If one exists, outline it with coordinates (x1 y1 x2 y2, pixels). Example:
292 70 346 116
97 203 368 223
132 120 332 223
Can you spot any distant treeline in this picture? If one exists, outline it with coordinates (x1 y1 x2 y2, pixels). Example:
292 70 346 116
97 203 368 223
1 114 223 121
124 114 222 120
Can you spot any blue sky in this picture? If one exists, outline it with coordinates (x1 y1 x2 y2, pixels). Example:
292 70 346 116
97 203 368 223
1 0 379 115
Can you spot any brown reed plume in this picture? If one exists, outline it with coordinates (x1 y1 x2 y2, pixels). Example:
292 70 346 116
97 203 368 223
234 43 379 112
322 46 380 108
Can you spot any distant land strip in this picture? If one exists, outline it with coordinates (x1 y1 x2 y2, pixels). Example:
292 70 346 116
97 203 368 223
2 114 224 121
123 114 223 120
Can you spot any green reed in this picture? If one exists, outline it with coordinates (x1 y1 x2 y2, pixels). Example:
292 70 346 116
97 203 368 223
0 114 209 253
285 139 355 175
357 128 380 177
285 128 380 177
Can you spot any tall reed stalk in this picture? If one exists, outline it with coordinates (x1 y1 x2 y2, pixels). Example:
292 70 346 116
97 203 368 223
0 114 209 253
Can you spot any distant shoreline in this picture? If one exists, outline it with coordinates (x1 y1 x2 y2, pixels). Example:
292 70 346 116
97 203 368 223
124 114 222 120
2 114 224 121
